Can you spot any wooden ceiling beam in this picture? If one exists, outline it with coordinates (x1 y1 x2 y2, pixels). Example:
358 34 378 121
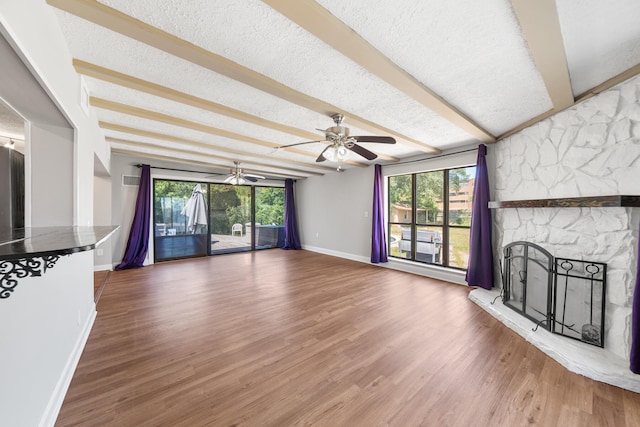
510 0 574 112
100 122 332 173
107 137 310 179
263 0 495 145
499 63 640 140
74 60 398 162
47 0 439 154
91 97 367 167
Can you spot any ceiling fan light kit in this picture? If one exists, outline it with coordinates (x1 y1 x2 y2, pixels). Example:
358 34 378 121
224 161 265 185
279 113 396 165
322 143 349 162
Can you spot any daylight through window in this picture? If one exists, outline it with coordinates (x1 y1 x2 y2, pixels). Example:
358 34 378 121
388 166 476 270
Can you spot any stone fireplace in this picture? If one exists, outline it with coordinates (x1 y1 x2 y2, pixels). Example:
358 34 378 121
470 75 640 392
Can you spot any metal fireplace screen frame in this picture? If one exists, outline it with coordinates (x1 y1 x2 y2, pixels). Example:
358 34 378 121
502 241 554 330
553 257 606 347
502 241 607 348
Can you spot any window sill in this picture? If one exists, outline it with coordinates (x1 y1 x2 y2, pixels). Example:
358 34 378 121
383 257 467 285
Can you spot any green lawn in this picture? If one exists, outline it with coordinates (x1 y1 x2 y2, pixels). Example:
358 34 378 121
387 224 470 269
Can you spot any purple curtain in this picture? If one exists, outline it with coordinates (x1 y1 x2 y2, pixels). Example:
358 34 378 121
115 165 151 270
631 235 640 373
282 178 301 250
465 144 493 289
371 164 388 263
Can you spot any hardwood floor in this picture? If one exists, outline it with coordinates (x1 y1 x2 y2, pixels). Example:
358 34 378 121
58 250 640 426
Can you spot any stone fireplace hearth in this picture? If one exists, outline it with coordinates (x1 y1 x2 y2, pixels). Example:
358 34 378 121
470 287 640 392
472 195 640 392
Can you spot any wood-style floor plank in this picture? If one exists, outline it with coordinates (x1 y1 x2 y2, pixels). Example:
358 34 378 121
57 250 640 426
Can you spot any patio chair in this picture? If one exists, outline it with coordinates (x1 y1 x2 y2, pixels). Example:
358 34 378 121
231 223 243 236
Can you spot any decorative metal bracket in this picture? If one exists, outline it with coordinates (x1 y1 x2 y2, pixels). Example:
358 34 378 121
0 255 66 299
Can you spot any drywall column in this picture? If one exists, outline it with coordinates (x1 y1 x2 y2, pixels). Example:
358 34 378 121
27 123 74 227
94 173 113 269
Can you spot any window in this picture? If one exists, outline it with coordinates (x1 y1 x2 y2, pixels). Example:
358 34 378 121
388 166 476 270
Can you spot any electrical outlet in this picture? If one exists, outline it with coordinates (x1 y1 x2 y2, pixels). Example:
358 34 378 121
315 232 319 238
364 211 369 218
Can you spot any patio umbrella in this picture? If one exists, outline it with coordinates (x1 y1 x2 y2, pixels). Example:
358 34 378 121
181 184 208 234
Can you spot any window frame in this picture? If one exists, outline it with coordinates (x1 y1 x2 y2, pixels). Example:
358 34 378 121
152 177 285 261
387 165 475 271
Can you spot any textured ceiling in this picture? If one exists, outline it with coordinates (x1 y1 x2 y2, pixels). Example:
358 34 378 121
0 100 24 141
34 0 640 179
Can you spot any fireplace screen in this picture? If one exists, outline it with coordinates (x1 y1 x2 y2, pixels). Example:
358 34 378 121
554 258 606 346
502 242 607 348
503 242 554 328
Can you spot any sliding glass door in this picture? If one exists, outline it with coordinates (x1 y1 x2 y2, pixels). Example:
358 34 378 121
153 179 286 260
154 180 209 261
254 186 285 249
209 184 252 255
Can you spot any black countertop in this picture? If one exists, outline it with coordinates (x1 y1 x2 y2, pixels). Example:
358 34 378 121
0 226 119 260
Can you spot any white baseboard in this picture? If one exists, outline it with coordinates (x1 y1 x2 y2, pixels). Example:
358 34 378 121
301 245 467 285
39 307 97 427
93 264 112 272
302 245 370 264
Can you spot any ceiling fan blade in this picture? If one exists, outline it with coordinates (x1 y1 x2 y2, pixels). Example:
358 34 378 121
244 173 265 179
353 136 396 144
278 140 326 149
348 143 378 160
223 176 234 183
245 176 258 182
316 146 330 162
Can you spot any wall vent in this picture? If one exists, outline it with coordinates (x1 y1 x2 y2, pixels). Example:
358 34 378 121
122 174 140 187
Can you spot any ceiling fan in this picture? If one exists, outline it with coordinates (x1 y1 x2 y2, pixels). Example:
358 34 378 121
224 161 265 185
278 113 396 163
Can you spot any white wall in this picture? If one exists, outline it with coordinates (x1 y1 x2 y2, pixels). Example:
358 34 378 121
1 251 95 427
94 174 113 269
28 123 74 226
297 166 374 260
296 147 478 284
0 1 110 425
1 0 109 225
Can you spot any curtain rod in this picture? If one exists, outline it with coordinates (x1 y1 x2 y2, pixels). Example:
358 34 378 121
383 147 478 167
134 163 287 181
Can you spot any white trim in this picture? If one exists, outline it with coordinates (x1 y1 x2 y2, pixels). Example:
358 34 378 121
93 264 112 272
38 307 97 427
382 258 467 285
302 244 370 264
382 144 478 177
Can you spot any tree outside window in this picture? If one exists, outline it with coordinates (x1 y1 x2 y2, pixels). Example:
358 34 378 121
388 166 475 270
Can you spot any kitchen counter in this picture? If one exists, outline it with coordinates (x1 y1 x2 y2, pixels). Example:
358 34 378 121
0 226 119 260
